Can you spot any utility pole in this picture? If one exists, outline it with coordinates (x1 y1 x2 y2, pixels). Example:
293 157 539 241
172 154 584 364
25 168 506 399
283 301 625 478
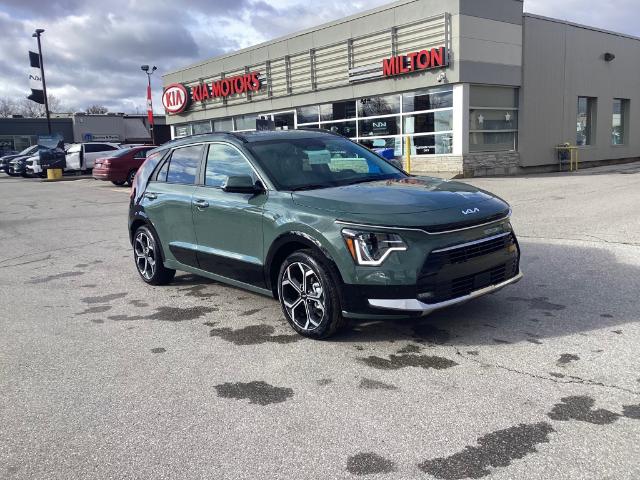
32 29 51 134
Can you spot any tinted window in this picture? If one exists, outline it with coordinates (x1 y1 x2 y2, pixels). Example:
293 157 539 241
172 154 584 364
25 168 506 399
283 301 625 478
205 144 255 187
134 148 151 159
85 143 118 153
166 145 202 184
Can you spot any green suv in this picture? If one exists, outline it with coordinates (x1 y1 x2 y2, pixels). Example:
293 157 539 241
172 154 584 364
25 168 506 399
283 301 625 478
129 130 521 338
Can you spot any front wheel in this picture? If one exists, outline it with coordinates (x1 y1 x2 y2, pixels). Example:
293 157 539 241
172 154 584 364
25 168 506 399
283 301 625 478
126 169 137 187
277 250 344 339
133 225 175 285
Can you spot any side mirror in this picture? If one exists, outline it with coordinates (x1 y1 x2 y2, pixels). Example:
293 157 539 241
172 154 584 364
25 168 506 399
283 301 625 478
222 175 263 194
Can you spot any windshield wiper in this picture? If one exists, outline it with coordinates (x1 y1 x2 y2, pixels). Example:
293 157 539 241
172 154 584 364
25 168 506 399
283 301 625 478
343 177 385 186
290 184 327 191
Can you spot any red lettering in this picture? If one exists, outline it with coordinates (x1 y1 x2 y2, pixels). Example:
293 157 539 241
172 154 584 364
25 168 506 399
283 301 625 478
383 57 396 76
431 47 445 67
234 76 244 93
164 91 173 107
251 72 261 90
192 84 201 102
399 55 410 73
417 50 430 69
407 52 419 71
201 83 209 100
220 79 230 96
211 80 222 97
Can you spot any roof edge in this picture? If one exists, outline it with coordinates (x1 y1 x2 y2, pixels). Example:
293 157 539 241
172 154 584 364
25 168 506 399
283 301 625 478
523 12 640 42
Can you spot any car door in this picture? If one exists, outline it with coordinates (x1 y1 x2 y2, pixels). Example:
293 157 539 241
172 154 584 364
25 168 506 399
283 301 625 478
192 142 267 288
142 144 204 269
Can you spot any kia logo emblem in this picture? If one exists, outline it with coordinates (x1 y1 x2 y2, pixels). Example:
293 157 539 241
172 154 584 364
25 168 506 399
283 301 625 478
162 83 190 115
462 208 480 215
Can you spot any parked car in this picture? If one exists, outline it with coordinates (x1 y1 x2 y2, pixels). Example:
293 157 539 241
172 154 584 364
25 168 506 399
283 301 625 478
93 145 156 186
1 145 39 176
128 130 521 339
65 142 121 171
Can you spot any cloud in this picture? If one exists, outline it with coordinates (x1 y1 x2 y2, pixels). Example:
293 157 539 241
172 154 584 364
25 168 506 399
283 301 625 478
0 0 637 113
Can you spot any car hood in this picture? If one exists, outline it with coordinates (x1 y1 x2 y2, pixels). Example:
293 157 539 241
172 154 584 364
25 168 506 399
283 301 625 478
292 177 505 214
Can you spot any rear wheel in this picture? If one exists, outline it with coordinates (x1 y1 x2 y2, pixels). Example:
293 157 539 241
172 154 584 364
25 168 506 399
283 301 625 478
133 225 175 285
112 180 126 186
126 169 137 187
277 250 344 339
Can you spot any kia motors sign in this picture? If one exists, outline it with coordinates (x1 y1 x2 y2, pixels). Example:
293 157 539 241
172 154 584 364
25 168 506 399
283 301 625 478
162 83 190 114
382 47 448 77
163 73 262 115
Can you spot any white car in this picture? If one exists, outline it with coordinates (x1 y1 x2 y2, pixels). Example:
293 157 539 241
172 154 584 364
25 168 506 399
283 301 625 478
65 142 122 171
25 154 43 177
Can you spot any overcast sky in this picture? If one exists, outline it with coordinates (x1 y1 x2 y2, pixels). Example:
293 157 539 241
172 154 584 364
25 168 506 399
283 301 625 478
0 0 638 114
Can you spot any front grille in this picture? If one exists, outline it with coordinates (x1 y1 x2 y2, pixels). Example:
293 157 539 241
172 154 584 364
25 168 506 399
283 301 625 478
417 232 519 304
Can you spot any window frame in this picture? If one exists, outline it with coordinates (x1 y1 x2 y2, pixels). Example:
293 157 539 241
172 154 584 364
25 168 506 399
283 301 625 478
577 96 597 147
199 141 270 190
154 143 206 185
611 98 628 146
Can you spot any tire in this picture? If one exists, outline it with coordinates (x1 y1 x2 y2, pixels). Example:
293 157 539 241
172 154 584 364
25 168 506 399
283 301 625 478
277 249 345 339
20 171 29 178
133 225 176 285
125 169 137 187
7 170 19 177
112 180 126 186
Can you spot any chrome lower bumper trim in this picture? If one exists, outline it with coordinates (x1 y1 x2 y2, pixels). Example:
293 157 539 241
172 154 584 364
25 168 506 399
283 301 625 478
368 272 523 314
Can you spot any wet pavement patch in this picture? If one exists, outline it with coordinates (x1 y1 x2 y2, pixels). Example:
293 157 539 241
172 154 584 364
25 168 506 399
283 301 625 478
214 381 293 406
317 378 333 386
359 378 398 391
547 396 620 425
493 339 511 344
91 319 105 324
412 324 450 344
507 296 566 311
601 313 614 318
526 338 543 345
612 330 623 335
549 372 565 378
240 308 263 316
151 347 166 354
397 344 421 354
359 353 458 371
76 305 112 315
622 404 640 419
346 453 397 476
179 285 218 299
130 300 149 308
418 422 554 479
149 306 217 321
557 353 580 366
28 271 84 284
209 324 300 345
81 292 127 304
467 350 480 356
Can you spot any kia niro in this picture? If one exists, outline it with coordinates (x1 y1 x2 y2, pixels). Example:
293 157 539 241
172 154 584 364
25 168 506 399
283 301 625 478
128 130 521 338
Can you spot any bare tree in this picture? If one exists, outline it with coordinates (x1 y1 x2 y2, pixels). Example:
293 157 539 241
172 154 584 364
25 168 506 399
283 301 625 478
15 95 66 117
0 97 18 117
85 104 109 114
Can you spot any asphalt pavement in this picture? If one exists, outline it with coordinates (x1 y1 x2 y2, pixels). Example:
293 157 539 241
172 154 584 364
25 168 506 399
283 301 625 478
1 164 639 479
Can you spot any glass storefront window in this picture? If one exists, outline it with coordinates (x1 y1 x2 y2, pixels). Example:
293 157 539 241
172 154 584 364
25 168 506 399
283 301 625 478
213 117 233 132
410 134 453 155
358 117 400 137
296 105 319 124
235 114 258 131
320 121 356 137
358 95 400 117
402 89 453 112
174 125 191 138
404 110 453 134
611 98 626 145
577 97 596 146
469 132 516 152
359 137 403 157
469 110 517 131
192 121 212 134
319 101 356 121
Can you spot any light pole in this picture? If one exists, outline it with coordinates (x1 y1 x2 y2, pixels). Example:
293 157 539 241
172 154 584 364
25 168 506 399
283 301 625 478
32 28 51 134
141 65 157 145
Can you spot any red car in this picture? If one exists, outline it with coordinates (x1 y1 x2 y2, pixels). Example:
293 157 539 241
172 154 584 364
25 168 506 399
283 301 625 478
93 145 156 186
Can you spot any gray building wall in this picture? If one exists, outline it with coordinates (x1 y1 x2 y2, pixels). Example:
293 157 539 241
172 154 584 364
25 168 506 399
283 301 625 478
0 118 74 143
519 14 640 168
163 0 524 125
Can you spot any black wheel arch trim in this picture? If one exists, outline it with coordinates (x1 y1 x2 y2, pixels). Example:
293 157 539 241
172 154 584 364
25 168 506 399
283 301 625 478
129 212 167 265
264 231 344 295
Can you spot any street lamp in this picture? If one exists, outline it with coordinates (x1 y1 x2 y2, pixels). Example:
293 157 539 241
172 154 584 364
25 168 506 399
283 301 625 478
32 28 51 134
141 65 157 144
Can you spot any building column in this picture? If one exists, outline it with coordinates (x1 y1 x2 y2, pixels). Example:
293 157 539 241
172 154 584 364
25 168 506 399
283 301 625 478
452 83 469 155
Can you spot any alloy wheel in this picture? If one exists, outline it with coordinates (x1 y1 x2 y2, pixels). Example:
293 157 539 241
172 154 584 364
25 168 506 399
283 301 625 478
280 261 325 331
134 231 156 280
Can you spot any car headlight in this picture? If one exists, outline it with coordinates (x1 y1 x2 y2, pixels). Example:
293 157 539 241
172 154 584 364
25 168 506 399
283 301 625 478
341 229 407 266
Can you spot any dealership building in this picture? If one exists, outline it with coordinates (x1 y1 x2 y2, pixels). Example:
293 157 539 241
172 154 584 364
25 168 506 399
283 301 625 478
162 0 640 176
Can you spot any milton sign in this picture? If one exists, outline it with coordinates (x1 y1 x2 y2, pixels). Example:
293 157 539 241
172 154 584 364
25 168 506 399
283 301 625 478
163 72 262 115
382 47 448 76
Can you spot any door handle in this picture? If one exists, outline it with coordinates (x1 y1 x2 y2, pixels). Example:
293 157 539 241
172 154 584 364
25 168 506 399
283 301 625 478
193 199 209 208
144 192 158 200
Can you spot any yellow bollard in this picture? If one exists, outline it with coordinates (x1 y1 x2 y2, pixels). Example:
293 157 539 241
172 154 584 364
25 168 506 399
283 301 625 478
47 168 63 180
405 136 411 173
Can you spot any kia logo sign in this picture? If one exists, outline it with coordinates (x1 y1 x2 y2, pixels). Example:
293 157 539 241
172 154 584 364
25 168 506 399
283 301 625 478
462 208 480 215
162 83 190 115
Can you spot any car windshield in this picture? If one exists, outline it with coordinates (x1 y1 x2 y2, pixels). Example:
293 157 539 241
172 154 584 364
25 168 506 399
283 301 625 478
246 136 406 191
20 145 38 155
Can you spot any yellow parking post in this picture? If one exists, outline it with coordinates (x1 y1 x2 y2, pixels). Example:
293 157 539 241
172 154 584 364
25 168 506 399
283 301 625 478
405 136 411 173
47 168 63 180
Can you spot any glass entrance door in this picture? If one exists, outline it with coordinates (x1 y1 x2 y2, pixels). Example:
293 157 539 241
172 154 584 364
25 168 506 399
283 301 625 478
259 110 296 130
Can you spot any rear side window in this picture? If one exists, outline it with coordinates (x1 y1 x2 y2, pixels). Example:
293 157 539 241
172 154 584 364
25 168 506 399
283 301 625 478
166 145 203 184
85 143 119 153
134 148 150 159
205 144 255 187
